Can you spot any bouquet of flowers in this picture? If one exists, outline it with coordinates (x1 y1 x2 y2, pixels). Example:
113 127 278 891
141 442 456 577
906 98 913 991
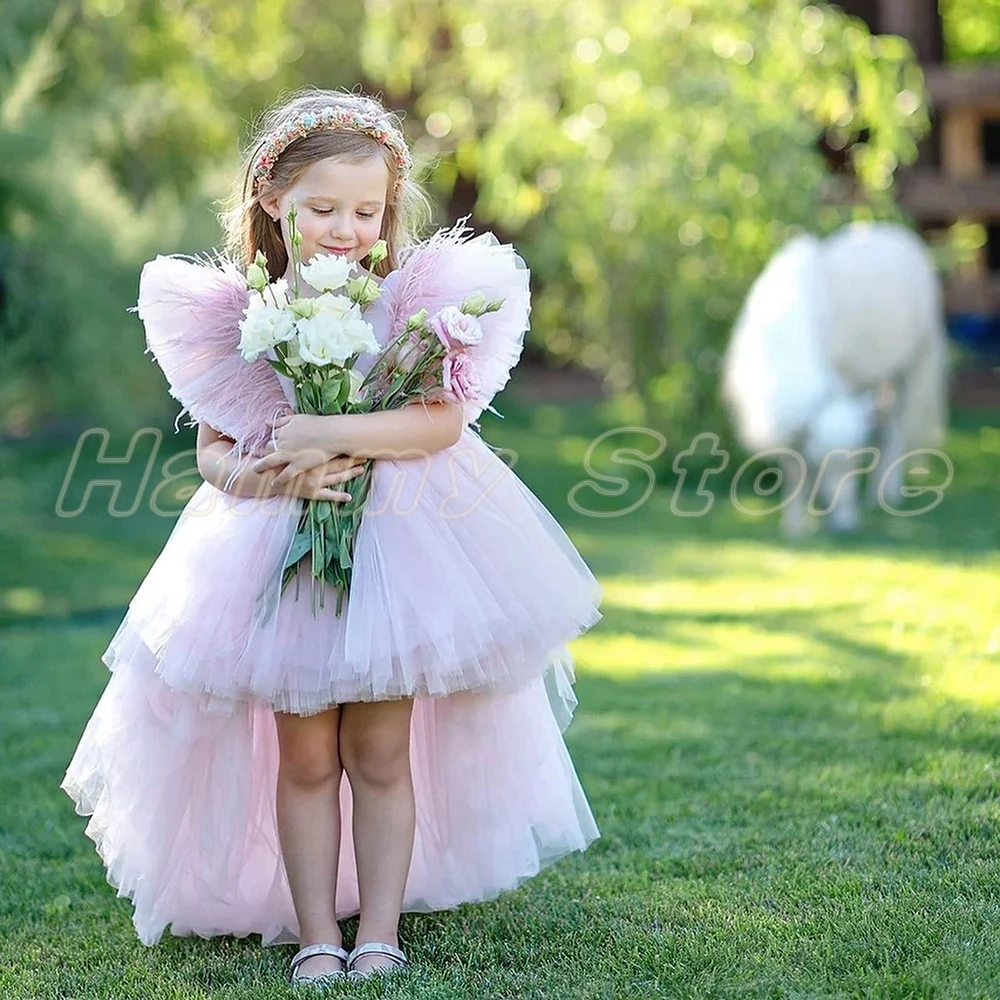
237 203 504 617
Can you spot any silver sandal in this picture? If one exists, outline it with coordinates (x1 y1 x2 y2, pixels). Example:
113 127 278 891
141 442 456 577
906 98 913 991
346 941 409 980
288 942 350 987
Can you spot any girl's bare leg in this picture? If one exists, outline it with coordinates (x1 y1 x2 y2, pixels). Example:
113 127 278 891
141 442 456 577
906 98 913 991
274 705 345 977
339 697 415 974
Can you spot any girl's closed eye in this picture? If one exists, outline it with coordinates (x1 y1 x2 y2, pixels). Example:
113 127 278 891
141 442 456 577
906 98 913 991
312 209 374 218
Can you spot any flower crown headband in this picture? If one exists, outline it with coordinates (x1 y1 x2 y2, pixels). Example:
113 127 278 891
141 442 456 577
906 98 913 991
251 104 413 197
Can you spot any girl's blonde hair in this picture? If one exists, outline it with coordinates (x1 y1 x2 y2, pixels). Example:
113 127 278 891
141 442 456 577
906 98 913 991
220 87 433 280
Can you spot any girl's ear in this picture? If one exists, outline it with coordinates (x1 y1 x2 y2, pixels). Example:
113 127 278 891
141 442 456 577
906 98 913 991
258 192 280 222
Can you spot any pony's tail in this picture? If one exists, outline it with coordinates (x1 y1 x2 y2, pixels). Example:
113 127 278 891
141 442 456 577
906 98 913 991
901 318 949 451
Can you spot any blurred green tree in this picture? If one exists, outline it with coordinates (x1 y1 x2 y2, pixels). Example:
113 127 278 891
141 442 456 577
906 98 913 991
1 0 933 447
363 0 929 448
941 0 1000 62
0 0 366 437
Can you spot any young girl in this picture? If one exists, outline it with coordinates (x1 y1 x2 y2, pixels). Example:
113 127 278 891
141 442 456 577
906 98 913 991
61 87 603 986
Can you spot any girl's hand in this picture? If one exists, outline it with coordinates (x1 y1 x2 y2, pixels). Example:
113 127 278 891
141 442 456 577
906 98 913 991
253 413 338 488
264 451 367 502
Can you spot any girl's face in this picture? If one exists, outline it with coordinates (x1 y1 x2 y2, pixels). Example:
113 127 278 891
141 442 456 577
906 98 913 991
260 155 390 273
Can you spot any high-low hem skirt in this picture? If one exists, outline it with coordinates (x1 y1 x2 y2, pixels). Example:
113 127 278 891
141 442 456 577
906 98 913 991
60 430 603 946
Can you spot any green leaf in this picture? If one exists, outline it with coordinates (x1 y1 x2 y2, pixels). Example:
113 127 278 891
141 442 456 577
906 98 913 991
336 375 351 408
338 534 353 568
313 517 325 576
320 374 345 412
282 529 312 573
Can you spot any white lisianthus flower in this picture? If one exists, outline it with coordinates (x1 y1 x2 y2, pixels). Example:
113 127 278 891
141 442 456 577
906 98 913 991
340 315 380 356
296 315 350 367
261 276 290 306
312 293 356 321
238 291 296 361
293 294 380 367
301 253 355 293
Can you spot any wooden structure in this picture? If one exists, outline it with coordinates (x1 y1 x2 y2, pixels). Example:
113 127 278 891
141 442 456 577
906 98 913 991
836 0 1000 317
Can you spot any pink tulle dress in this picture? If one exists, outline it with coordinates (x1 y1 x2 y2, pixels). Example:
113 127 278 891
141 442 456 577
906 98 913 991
60 222 604 947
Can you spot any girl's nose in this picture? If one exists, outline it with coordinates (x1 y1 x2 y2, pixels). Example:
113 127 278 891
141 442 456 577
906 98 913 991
328 215 354 240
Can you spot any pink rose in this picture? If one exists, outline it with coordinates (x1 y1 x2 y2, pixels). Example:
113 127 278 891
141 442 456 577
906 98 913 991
427 306 483 350
442 351 482 403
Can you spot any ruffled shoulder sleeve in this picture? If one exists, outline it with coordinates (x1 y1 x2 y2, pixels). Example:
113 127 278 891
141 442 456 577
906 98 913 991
132 253 293 460
378 218 531 425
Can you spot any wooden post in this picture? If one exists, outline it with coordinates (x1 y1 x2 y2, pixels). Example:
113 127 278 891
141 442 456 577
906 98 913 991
878 0 943 63
831 0 882 32
833 0 1000 315
941 109 986 180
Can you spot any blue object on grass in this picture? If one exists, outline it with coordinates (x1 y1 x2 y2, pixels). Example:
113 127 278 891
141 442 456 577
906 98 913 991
948 313 1000 351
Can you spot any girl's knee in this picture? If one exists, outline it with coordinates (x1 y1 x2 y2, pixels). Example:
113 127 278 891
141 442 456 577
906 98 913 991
275 708 342 787
340 704 412 787
342 737 410 787
279 746 342 787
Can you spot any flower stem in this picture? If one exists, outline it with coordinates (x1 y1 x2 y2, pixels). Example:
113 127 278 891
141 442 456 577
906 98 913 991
287 200 302 299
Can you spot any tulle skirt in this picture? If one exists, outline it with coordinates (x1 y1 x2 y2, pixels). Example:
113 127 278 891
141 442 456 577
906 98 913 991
110 428 602 716
61 429 603 946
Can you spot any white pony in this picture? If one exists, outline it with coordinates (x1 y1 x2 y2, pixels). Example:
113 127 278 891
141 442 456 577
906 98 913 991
721 221 949 534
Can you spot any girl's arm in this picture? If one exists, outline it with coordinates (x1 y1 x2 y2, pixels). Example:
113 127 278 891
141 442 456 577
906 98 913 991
253 401 466 487
197 423 280 499
321 401 465 459
197 423 366 500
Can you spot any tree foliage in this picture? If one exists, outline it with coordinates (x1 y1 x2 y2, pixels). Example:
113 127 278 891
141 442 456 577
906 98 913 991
0 0 365 436
363 0 930 442
1 0 934 444
941 0 1000 62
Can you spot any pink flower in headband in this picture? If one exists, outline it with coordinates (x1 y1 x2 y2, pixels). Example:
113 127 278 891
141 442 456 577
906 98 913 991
252 105 412 196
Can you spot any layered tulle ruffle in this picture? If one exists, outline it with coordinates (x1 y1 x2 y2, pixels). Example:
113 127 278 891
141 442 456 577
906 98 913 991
112 427 601 717
61 647 599 946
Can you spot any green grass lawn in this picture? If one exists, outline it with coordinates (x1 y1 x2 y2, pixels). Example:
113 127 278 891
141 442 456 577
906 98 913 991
2 398 999 999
